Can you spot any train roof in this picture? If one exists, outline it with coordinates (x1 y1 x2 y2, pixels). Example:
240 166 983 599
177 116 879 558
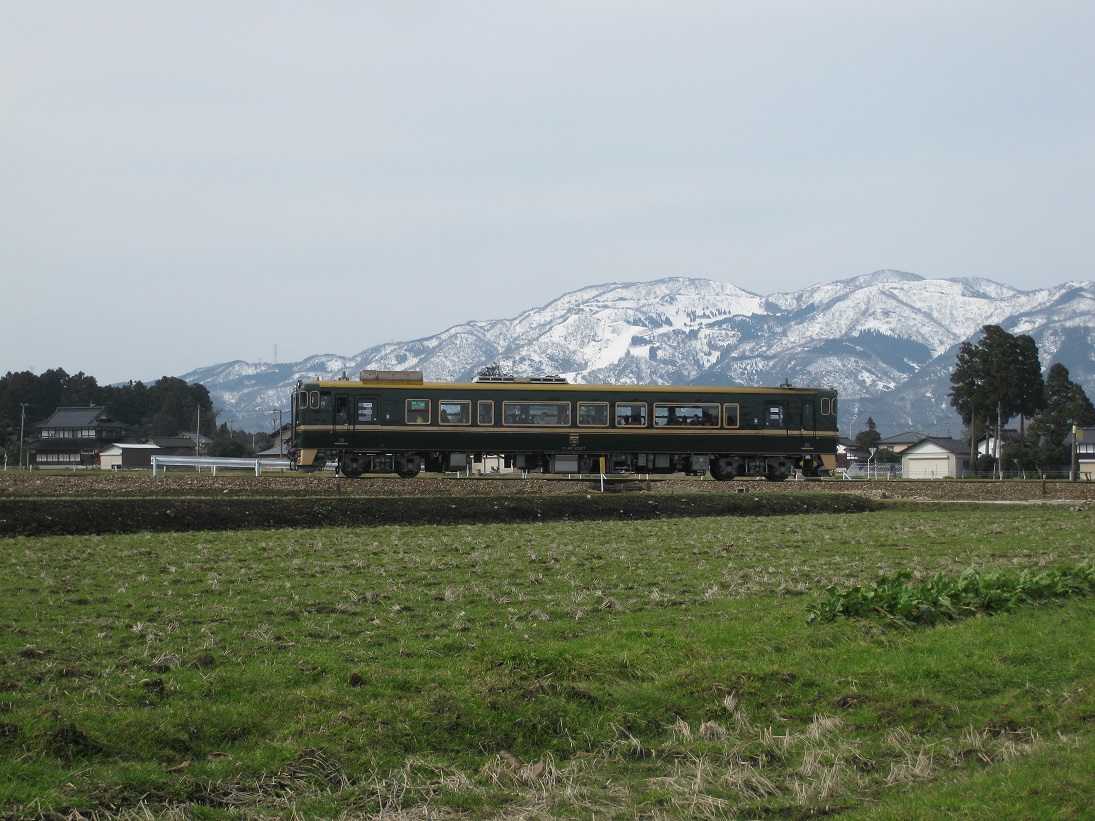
296 371 835 395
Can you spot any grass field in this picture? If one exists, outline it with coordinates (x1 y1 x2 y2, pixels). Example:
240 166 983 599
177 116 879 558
2 503 1093 818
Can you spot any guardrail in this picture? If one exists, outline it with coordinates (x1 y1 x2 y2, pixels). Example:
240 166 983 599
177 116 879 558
151 456 293 476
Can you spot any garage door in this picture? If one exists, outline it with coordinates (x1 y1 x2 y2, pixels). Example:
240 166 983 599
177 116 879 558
905 456 951 479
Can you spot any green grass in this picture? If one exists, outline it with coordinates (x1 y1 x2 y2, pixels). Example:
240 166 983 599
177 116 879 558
1 506 1093 818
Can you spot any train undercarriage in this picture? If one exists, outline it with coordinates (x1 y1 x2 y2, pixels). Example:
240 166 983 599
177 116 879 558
291 448 828 481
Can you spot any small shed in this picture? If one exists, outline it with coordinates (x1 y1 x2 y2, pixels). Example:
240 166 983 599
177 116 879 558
901 437 972 479
99 443 161 470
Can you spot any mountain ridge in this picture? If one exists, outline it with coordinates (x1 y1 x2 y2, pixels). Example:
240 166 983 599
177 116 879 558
183 272 1095 436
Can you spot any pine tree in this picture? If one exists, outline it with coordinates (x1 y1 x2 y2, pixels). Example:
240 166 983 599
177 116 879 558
854 417 881 450
949 325 1045 460
1030 363 1095 451
1014 333 1046 444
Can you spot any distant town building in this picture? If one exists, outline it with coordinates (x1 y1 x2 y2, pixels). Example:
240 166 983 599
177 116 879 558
836 437 869 468
151 436 208 456
900 437 972 479
29 406 128 468
98 442 161 471
1065 428 1095 480
877 431 930 454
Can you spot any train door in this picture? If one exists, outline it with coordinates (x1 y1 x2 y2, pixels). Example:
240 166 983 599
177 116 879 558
764 401 787 448
800 400 816 436
332 391 352 449
799 398 818 455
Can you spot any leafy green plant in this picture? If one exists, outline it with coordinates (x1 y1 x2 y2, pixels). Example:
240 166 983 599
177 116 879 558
807 561 1095 627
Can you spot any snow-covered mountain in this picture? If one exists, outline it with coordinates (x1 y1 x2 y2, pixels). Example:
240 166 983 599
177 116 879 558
184 271 1095 436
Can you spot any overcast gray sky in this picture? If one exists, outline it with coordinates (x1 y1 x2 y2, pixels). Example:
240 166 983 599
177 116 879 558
3 1 1093 384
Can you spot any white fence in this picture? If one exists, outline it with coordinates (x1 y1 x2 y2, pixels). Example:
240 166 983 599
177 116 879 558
151 456 292 476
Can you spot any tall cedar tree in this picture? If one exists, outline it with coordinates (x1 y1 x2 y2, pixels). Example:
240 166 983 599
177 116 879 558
1014 333 1047 443
949 325 1044 454
1031 363 1095 450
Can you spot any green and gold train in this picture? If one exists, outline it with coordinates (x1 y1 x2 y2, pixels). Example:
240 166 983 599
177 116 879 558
288 370 838 480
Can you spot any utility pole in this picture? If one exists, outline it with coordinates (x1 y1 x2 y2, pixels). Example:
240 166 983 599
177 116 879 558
1072 424 1079 482
270 409 285 456
19 403 28 470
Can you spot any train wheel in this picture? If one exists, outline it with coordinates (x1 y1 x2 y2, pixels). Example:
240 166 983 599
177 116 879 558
395 462 421 479
709 460 729 481
340 457 365 478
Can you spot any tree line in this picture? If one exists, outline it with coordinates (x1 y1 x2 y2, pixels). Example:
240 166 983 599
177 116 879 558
0 369 274 459
948 325 1095 471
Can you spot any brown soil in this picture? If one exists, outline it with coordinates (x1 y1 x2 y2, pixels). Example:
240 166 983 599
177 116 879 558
1 471 1091 536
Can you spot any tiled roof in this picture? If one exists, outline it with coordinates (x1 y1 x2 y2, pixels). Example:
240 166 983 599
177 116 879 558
878 431 929 446
149 437 199 449
1065 428 1095 445
37 406 124 429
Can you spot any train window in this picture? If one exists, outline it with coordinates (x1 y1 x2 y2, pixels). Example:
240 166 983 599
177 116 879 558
615 403 647 426
801 401 815 430
298 391 309 409
723 403 740 428
309 391 319 410
654 403 719 427
503 401 571 426
357 399 376 423
439 400 471 425
821 397 837 416
318 391 332 411
578 402 609 426
335 396 349 424
478 401 494 426
765 403 785 428
405 399 430 424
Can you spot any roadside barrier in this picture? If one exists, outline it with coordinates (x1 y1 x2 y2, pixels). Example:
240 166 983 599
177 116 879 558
151 456 292 476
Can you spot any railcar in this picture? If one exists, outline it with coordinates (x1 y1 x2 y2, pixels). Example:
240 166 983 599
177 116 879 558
288 370 838 480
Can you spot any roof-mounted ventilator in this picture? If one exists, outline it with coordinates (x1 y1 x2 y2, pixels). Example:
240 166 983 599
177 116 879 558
358 370 425 383
472 374 569 384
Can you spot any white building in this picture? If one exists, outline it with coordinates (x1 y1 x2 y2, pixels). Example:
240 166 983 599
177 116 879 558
1065 428 1095 480
901 437 972 479
99 443 161 470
